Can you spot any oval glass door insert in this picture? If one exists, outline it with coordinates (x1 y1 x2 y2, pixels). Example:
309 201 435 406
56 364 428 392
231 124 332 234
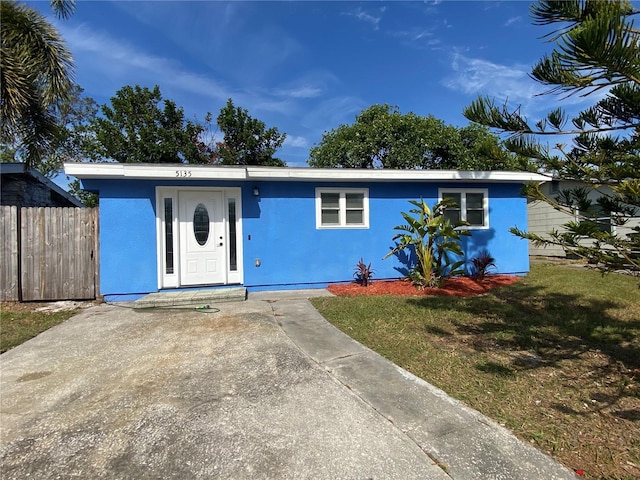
193 203 210 246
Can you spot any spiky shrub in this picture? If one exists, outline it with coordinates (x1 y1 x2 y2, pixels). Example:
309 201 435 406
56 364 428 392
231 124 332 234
384 198 471 288
354 258 374 287
471 250 496 279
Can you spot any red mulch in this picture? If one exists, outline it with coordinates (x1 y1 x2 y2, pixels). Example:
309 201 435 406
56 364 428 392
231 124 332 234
327 275 520 297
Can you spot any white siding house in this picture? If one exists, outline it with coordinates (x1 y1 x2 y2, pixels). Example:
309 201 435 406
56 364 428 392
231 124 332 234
528 179 640 258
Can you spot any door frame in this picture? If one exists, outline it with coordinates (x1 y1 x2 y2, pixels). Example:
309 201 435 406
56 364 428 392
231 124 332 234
155 187 244 289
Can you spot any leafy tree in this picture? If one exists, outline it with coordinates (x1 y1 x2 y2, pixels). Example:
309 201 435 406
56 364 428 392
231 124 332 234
215 98 286 166
0 85 99 173
384 198 471 287
0 145 19 164
66 178 97 207
39 85 101 207
464 0 640 274
308 104 529 170
0 0 75 169
92 85 212 164
457 124 535 171
37 85 100 178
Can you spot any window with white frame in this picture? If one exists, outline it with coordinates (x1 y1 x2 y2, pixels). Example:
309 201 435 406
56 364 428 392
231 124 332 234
316 188 369 228
439 188 488 228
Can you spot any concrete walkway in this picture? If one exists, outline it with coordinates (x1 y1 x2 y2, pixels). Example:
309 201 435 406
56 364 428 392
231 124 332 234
0 291 578 479
262 292 578 479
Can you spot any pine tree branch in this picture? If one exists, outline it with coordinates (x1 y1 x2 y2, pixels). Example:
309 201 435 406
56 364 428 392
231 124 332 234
508 123 638 136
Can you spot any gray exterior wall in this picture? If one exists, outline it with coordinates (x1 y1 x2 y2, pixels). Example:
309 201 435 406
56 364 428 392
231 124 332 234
1 175 72 207
528 197 571 257
0 163 83 208
528 180 640 257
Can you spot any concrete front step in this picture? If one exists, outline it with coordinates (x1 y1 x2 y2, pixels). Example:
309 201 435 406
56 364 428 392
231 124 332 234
133 287 246 309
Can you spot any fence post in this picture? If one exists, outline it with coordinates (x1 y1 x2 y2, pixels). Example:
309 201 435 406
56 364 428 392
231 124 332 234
93 207 100 301
0 206 20 301
17 206 22 302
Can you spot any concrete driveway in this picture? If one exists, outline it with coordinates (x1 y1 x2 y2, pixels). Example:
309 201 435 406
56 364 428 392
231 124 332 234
0 293 578 479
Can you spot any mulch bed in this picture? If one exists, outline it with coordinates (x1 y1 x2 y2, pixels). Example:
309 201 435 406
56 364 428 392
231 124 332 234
327 275 520 297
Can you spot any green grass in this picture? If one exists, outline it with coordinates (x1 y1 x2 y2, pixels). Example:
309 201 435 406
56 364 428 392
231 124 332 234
311 263 640 480
0 304 78 353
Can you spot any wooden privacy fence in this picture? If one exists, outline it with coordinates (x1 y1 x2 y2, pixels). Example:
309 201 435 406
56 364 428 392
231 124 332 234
0 206 98 301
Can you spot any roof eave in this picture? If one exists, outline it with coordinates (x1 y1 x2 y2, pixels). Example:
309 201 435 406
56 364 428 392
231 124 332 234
2 162 84 207
63 163 551 183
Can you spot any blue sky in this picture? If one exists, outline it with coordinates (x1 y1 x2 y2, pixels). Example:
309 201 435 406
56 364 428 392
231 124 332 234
28 0 611 168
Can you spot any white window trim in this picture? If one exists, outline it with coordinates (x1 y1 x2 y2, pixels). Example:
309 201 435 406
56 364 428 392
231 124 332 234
156 190 179 288
438 188 489 230
156 187 244 289
316 187 370 229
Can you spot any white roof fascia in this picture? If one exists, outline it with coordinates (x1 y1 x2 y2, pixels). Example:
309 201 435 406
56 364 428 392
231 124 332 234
246 167 551 183
63 163 551 183
123 164 248 179
64 163 248 180
64 163 125 178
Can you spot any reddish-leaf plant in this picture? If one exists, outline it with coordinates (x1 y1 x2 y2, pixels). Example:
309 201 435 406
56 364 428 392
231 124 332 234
354 258 374 287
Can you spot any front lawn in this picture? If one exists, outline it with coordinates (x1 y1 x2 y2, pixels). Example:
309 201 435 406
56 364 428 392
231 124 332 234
311 263 640 480
0 303 80 353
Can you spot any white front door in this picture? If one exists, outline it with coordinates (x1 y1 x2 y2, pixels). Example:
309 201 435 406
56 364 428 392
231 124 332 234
178 190 226 286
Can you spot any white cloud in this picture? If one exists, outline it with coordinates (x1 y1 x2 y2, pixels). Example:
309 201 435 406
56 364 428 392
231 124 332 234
443 52 610 120
284 135 309 148
105 2 300 86
414 30 433 41
58 18 309 111
504 16 522 27
392 27 435 42
343 7 383 30
59 24 233 102
301 96 366 133
273 86 323 99
58 23 317 120
250 98 296 116
387 25 442 51
269 71 338 100
444 53 543 105
109 1 242 57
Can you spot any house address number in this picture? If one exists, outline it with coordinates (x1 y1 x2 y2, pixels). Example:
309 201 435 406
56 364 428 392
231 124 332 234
176 170 192 177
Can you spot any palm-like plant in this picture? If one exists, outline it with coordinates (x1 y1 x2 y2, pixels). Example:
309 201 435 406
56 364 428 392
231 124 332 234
1 0 75 168
384 198 471 287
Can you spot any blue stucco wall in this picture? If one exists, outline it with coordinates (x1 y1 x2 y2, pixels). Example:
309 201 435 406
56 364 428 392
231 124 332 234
242 181 529 289
89 180 157 297
84 178 530 298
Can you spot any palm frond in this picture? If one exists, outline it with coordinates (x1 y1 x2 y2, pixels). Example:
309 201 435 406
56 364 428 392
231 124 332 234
0 1 74 168
49 0 75 20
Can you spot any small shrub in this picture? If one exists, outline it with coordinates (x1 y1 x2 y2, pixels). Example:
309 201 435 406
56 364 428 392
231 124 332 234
471 250 496 279
354 258 374 287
